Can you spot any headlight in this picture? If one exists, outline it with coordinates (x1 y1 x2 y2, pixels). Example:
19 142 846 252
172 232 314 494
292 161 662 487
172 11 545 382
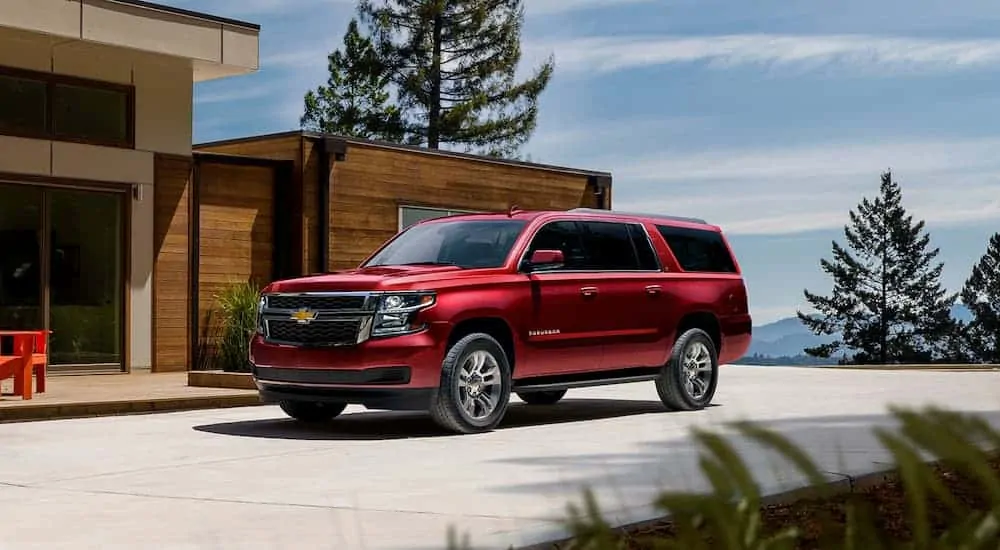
256 295 266 335
372 292 436 337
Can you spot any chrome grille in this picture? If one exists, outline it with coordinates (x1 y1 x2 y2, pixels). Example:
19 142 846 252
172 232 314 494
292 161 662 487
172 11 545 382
266 294 368 311
260 292 376 347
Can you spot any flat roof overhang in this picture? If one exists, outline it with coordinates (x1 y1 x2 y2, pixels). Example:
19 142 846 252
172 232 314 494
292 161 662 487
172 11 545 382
0 0 260 82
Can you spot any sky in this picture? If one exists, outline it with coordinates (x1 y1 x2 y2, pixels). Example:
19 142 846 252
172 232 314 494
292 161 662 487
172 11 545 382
165 0 1000 325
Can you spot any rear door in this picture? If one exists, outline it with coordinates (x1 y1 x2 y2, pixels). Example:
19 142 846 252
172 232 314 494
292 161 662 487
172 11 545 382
575 220 668 370
518 220 607 376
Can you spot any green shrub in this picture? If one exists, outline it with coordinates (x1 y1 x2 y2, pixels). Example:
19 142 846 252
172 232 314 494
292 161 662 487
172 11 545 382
213 280 261 373
447 406 1000 550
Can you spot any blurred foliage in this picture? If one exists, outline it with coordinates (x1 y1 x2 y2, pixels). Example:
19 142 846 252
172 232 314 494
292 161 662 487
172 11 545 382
447 406 1000 550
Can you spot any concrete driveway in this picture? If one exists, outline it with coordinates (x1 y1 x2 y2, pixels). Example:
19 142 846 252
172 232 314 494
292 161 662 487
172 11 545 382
2 365 999 550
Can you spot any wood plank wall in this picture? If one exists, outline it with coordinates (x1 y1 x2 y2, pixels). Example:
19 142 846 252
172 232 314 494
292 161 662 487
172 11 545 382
326 143 601 270
195 162 275 358
195 135 310 274
151 154 192 373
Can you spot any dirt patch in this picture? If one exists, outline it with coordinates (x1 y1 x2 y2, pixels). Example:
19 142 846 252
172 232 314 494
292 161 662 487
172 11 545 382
555 455 1000 549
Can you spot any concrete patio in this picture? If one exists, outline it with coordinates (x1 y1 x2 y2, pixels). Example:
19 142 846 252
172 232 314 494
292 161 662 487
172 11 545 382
0 371 261 422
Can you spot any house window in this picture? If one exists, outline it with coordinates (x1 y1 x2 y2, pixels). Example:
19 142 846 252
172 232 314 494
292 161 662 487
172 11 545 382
0 66 134 148
398 205 481 231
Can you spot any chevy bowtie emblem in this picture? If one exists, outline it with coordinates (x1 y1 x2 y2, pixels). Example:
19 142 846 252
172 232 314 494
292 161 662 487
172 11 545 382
290 308 318 324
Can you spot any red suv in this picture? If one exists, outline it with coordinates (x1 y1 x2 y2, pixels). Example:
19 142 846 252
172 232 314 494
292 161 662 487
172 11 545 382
250 208 752 434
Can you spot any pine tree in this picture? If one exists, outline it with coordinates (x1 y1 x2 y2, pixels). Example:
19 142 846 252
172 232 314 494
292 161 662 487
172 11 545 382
959 233 1000 364
300 19 406 142
796 170 957 364
358 0 554 157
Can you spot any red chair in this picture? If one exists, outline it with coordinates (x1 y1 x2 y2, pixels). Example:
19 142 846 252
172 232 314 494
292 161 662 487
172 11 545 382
30 330 49 394
0 333 34 399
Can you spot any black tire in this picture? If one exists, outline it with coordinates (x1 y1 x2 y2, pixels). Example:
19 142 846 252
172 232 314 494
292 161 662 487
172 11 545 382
430 332 512 434
516 389 567 406
656 328 719 411
279 401 347 423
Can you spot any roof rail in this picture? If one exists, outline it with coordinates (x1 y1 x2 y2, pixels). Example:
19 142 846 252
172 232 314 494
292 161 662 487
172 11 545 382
568 208 709 225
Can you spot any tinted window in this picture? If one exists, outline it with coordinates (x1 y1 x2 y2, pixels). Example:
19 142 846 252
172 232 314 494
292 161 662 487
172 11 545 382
657 225 737 273
0 74 47 135
578 221 640 271
52 83 130 145
525 221 587 270
0 69 132 147
364 219 526 269
627 224 660 271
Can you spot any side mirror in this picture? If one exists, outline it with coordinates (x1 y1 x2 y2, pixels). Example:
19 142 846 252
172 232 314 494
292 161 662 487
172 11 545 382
526 249 564 271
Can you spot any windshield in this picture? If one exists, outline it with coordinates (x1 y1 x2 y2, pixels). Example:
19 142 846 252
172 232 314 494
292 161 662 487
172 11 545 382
363 219 528 269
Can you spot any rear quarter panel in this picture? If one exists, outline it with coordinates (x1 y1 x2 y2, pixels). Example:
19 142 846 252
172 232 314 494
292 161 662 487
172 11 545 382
644 221 752 365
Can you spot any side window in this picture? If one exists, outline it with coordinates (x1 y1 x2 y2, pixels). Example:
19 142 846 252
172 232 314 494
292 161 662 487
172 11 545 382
627 223 661 271
578 221 640 271
525 221 587 270
656 225 737 273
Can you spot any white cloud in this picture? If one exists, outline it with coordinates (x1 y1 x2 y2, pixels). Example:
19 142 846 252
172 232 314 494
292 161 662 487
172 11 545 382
526 0 655 16
604 137 1000 235
528 34 1000 76
195 86 275 104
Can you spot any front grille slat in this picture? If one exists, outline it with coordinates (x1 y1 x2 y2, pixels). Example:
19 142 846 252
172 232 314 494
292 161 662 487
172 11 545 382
267 294 368 311
267 319 362 347
260 292 373 347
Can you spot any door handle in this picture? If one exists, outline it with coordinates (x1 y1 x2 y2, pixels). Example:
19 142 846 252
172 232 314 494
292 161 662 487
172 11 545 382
645 284 662 295
580 286 598 297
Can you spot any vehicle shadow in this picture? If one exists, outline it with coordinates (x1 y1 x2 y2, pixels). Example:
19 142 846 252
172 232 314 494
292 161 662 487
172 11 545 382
191 398 710 441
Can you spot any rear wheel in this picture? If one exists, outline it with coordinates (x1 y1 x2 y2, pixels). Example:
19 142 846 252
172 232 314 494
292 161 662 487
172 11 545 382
516 389 567 405
430 332 512 434
279 401 347 423
656 328 719 411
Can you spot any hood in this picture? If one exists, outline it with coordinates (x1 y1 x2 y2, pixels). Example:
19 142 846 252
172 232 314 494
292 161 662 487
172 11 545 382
263 264 468 293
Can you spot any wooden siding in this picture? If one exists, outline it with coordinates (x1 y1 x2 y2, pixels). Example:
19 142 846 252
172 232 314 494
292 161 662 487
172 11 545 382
151 154 192 373
196 135 309 275
326 143 599 270
301 138 322 274
196 162 275 356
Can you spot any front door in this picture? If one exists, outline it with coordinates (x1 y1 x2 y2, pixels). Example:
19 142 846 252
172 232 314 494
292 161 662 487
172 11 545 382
0 182 126 372
519 220 605 376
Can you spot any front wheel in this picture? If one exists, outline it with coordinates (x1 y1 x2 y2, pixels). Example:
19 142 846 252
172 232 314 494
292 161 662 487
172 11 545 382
430 332 512 434
279 401 347 423
656 328 719 411
516 389 567 406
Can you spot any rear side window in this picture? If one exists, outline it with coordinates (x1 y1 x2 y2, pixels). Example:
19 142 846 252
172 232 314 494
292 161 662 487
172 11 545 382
656 225 737 273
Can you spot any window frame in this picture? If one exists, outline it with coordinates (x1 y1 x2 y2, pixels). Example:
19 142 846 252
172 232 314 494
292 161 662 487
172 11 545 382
0 65 135 149
397 204 482 231
519 218 664 274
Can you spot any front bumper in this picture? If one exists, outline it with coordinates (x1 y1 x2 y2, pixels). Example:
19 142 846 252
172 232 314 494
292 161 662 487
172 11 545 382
249 323 449 411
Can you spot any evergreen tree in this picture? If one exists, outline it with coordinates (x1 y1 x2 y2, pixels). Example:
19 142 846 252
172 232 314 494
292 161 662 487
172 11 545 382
959 233 1000 364
796 170 957 364
300 19 406 141
358 0 554 157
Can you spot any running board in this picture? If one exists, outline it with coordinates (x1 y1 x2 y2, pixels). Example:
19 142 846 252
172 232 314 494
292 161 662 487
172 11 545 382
512 366 661 393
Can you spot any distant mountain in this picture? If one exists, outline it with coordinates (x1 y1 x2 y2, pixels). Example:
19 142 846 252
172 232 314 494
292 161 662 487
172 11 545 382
747 303 973 359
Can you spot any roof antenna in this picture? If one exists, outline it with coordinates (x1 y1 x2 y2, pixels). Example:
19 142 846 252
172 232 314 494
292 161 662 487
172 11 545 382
507 204 521 217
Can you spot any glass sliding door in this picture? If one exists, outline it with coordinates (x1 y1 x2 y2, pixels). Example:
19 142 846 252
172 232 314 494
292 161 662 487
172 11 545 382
48 188 124 370
0 184 43 343
0 182 125 372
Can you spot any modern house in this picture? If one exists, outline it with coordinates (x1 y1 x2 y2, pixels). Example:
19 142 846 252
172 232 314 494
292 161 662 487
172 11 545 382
0 0 260 374
0 1 614 379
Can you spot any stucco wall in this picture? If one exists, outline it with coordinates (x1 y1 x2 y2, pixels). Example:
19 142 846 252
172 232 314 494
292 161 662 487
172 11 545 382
0 28 195 371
